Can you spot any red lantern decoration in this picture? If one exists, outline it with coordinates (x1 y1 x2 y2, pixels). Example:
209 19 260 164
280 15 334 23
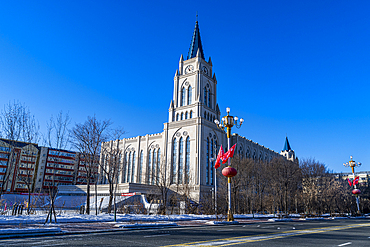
352 189 361 195
222 167 237 178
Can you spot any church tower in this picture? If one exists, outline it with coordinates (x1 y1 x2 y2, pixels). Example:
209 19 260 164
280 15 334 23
164 20 224 200
280 136 296 162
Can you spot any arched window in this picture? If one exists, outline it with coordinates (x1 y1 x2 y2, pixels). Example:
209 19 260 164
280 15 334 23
181 87 186 106
157 149 161 181
246 148 250 158
181 112 184 120
148 150 152 184
131 151 136 182
188 86 192 105
207 113 210 121
185 137 190 184
171 139 177 184
150 149 157 184
204 87 207 106
206 138 209 185
122 153 127 183
185 112 188 119
176 113 179 121
179 137 184 184
210 139 214 185
127 152 131 183
204 112 206 119
138 150 143 183
190 111 193 118
208 89 211 109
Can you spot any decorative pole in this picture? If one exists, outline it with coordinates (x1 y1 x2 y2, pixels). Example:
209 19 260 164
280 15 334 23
343 156 362 215
214 107 243 221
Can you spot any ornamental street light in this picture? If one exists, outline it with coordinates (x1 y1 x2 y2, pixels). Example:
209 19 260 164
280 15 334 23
214 107 243 221
343 156 362 214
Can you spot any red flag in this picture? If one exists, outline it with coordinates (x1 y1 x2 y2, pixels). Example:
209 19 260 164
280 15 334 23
353 176 359 185
215 145 224 169
347 178 352 186
222 143 237 163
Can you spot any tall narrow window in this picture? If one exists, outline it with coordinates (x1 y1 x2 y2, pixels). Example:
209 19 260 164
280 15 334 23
156 149 161 182
179 137 184 184
152 149 157 185
210 139 214 185
131 151 136 182
171 139 177 184
181 113 184 120
185 137 190 184
185 112 188 119
208 89 211 109
127 152 131 183
122 153 127 183
181 87 186 106
188 86 192 105
204 87 207 106
190 111 193 118
148 150 152 184
176 114 179 121
206 138 209 185
138 151 143 183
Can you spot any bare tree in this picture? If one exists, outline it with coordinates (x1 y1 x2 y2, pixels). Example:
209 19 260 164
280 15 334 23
44 111 71 223
100 128 125 214
151 154 172 215
0 101 40 213
72 116 111 215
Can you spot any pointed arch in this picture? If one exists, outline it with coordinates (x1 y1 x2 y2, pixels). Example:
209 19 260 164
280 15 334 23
187 85 192 105
156 148 161 182
127 152 132 183
185 136 190 184
208 89 211 109
138 150 143 183
185 111 188 119
190 111 193 119
171 138 178 184
204 87 207 106
179 137 184 184
131 151 136 182
181 87 186 106
152 149 157 185
206 138 209 185
148 149 152 184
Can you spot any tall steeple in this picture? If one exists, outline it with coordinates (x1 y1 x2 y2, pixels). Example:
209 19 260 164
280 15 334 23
282 136 292 151
280 136 296 162
187 20 205 60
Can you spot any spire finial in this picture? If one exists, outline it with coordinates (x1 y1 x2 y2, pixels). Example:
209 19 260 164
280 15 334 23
196 11 198 22
187 17 205 60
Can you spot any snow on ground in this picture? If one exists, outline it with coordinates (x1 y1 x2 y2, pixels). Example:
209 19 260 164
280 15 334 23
0 213 276 225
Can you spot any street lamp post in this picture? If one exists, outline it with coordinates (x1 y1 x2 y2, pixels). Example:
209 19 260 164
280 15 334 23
214 107 243 221
343 156 362 215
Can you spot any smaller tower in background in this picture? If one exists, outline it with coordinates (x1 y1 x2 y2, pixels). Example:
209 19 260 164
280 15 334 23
280 136 296 162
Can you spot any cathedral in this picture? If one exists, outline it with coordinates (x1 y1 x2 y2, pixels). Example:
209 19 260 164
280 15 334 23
100 21 296 201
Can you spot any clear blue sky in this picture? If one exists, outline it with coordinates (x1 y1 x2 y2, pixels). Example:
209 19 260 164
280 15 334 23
0 1 369 173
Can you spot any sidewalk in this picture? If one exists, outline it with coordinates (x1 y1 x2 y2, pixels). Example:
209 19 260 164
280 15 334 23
0 218 268 239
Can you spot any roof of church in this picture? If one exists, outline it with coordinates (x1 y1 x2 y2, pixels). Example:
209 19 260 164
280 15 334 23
282 136 292 151
187 21 205 60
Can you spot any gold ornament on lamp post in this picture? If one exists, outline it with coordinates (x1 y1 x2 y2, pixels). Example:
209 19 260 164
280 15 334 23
214 107 243 221
343 156 362 214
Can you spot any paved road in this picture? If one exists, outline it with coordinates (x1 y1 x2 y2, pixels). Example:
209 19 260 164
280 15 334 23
1 219 370 246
